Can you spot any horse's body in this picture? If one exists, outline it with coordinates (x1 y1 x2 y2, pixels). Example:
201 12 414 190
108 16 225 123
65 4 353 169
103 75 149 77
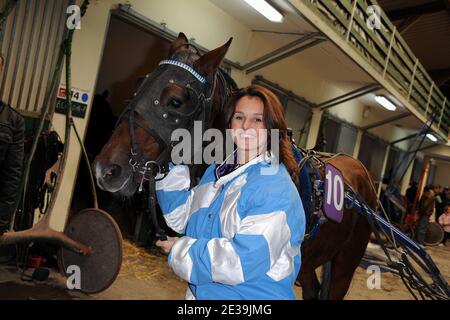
93 33 377 299
299 154 377 299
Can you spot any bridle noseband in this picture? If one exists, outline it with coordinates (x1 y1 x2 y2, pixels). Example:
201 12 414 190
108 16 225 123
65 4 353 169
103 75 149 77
118 54 216 182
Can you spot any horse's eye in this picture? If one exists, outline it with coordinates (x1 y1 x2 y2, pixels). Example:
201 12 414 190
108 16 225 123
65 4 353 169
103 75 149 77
168 97 182 108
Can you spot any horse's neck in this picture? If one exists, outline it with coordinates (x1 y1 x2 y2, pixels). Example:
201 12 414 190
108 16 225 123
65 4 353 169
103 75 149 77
190 70 236 183
209 69 236 131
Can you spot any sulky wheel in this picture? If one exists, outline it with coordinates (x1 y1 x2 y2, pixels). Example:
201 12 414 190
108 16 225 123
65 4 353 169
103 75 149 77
423 222 445 247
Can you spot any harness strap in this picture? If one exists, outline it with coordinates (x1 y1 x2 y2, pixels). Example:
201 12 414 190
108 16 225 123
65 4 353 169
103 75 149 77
159 60 207 84
148 175 167 241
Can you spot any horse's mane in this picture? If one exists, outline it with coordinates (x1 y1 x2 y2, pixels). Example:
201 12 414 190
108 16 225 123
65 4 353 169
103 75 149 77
215 67 238 117
218 67 238 92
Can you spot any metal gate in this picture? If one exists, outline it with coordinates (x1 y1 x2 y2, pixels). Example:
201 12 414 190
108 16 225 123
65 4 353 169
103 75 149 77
0 0 71 117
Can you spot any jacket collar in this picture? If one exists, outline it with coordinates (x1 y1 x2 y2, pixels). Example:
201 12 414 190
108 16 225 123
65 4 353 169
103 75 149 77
214 151 276 187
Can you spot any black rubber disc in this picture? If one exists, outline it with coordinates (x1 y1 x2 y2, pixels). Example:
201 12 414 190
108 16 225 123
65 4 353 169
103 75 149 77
58 208 122 293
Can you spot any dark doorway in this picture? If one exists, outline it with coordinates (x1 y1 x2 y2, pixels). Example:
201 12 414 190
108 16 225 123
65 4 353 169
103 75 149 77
70 14 171 242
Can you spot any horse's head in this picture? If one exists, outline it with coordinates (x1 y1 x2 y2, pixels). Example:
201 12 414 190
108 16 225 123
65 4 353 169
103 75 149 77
93 33 232 197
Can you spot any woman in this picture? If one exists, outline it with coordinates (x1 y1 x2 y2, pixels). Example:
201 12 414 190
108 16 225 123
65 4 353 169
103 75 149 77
155 85 305 300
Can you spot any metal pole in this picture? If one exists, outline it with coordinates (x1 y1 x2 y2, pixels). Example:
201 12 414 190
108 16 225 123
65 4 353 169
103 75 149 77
425 82 434 116
362 112 410 130
390 132 425 145
383 26 396 78
345 0 358 41
407 58 419 100
411 143 439 153
245 38 325 73
316 84 379 108
377 145 391 197
438 98 446 128
242 32 321 70
318 85 380 111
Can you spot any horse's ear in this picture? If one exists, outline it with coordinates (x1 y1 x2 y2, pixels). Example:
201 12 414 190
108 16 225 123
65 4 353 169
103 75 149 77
168 32 189 57
194 38 232 77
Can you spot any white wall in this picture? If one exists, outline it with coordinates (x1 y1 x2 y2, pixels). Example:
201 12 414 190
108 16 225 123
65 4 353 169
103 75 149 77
50 0 112 231
432 160 450 188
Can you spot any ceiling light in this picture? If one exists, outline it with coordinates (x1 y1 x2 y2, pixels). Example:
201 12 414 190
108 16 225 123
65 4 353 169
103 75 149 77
426 133 437 142
244 0 284 23
375 95 396 111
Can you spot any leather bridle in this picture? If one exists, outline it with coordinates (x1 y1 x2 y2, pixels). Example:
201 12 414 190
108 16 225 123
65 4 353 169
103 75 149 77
115 49 218 240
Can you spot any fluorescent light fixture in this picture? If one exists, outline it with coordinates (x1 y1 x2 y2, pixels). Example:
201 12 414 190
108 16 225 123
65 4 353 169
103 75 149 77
375 95 396 111
244 0 284 23
426 133 438 142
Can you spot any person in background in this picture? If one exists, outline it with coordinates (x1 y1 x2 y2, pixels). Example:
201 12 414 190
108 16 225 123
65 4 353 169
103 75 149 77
438 205 450 246
435 185 446 223
405 181 418 213
380 177 394 220
445 187 450 208
0 53 25 235
415 185 435 245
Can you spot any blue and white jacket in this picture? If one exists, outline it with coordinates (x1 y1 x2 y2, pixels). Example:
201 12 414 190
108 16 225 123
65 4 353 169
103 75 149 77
155 152 305 300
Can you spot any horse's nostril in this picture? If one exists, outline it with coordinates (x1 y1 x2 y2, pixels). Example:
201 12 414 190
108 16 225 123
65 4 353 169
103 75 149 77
103 164 122 180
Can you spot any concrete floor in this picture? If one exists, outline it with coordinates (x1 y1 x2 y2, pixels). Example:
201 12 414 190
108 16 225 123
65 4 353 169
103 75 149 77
0 241 186 300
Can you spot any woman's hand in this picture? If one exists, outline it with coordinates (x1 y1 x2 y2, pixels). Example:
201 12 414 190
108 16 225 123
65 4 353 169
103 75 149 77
155 236 178 254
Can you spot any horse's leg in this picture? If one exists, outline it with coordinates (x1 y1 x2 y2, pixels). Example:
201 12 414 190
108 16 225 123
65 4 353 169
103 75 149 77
327 214 372 299
318 261 332 299
319 155 377 299
298 269 321 300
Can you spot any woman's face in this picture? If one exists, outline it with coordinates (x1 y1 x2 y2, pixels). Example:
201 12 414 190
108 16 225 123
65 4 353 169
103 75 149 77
230 96 267 156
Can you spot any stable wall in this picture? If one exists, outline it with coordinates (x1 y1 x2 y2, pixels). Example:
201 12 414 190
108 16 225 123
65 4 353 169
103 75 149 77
433 160 450 188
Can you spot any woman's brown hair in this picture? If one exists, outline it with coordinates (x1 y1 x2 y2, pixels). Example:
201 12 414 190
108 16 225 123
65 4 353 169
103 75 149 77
225 85 299 181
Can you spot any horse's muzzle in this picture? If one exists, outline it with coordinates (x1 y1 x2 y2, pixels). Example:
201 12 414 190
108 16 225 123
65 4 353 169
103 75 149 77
93 160 128 193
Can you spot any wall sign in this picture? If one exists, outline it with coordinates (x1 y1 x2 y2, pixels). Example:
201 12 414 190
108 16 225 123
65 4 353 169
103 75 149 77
55 85 90 118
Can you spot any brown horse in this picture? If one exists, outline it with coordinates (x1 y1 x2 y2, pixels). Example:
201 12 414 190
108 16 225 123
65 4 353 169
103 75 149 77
93 33 378 300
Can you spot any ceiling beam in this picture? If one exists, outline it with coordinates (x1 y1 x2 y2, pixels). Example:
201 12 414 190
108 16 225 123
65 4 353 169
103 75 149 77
390 132 425 145
362 112 411 130
411 142 441 153
385 0 448 21
242 32 322 70
316 84 380 111
245 38 326 74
